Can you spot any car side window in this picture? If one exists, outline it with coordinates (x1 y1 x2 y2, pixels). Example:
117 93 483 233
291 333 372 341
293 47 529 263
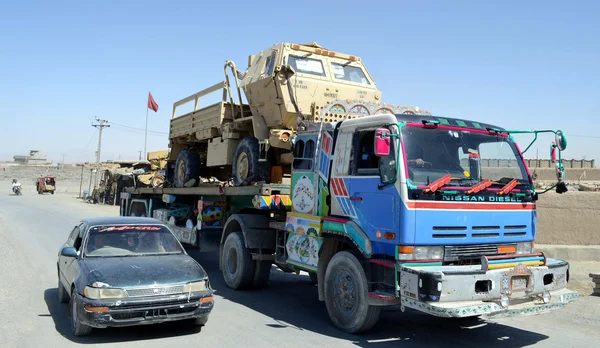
67 226 80 247
73 227 85 251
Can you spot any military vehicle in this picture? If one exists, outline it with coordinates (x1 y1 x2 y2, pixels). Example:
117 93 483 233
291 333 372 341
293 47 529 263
167 42 424 187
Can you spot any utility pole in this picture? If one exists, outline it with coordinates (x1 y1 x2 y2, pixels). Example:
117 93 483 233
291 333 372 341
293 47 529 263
92 118 110 189
138 151 142 160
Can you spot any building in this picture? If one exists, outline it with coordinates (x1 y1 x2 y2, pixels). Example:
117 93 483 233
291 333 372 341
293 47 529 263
13 150 48 165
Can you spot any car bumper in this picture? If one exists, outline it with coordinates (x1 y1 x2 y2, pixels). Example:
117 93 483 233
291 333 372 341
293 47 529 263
74 291 214 328
398 258 580 318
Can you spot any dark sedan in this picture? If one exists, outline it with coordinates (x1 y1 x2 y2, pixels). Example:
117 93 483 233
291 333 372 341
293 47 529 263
57 217 214 336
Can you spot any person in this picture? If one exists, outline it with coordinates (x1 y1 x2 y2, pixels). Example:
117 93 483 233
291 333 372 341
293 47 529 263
12 179 21 192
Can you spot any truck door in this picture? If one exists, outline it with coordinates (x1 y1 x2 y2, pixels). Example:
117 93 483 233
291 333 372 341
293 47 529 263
330 127 398 252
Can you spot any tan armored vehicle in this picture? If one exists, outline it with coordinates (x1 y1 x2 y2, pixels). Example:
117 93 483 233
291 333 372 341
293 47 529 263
167 42 393 187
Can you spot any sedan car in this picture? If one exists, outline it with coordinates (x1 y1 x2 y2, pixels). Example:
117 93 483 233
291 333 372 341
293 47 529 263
57 217 214 336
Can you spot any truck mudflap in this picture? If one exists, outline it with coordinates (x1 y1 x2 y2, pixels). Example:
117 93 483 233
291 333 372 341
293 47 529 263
398 257 580 318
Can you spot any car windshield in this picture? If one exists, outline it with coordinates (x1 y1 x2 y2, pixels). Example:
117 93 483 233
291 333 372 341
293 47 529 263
402 125 529 187
84 225 184 257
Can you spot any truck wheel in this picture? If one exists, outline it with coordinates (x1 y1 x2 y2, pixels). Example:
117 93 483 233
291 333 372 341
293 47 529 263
324 251 381 334
252 260 272 289
222 232 255 289
232 137 270 186
174 149 200 188
309 272 318 284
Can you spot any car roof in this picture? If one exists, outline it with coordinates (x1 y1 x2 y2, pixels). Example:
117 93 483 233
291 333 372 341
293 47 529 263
80 216 164 226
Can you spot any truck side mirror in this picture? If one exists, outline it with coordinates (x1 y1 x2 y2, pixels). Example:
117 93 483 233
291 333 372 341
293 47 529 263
555 130 567 151
374 128 391 157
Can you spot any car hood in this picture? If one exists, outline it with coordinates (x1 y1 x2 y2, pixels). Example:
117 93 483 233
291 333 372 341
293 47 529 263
81 254 207 288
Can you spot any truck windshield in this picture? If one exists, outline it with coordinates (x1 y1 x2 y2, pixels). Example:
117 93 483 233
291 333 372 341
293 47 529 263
330 63 370 85
401 125 529 187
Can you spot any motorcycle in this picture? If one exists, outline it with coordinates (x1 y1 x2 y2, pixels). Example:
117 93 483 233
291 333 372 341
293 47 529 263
12 185 22 196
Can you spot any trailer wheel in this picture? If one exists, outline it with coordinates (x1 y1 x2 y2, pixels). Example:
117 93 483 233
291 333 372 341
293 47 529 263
174 149 200 188
252 260 272 289
222 232 255 289
232 137 270 186
324 251 381 334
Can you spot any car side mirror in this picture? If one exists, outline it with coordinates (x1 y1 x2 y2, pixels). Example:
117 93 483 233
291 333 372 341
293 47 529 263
61 247 78 258
374 128 391 157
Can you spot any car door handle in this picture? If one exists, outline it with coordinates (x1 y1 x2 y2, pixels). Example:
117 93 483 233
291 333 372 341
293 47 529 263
350 196 362 201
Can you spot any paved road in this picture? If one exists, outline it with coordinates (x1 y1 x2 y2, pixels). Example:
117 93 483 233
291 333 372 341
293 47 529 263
1 184 599 347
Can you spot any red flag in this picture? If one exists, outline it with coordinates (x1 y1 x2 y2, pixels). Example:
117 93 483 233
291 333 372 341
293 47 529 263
147 92 159 112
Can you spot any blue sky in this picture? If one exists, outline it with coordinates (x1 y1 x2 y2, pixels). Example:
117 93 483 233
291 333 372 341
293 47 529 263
0 0 598 163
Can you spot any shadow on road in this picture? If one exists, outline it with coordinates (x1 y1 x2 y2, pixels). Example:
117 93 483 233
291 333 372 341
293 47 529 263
184 232 550 347
43 288 204 344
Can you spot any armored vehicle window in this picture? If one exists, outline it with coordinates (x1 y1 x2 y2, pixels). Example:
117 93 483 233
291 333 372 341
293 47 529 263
330 63 370 85
264 51 276 76
288 55 326 77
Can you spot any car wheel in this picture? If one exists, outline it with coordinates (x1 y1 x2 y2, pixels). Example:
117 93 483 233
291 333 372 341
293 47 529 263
58 277 69 303
221 232 255 290
192 315 209 326
69 291 92 336
324 251 381 334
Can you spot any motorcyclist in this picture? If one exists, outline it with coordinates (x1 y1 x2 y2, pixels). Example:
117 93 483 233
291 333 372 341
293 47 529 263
12 179 21 193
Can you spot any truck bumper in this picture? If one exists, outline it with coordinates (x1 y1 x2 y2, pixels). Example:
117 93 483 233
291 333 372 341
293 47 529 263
398 258 580 318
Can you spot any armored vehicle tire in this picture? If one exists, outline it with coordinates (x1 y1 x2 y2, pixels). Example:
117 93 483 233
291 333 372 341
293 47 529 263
232 137 270 186
252 260 272 289
222 232 255 290
174 149 200 188
324 251 381 334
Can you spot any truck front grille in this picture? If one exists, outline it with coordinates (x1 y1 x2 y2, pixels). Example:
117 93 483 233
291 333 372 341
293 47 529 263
444 244 515 262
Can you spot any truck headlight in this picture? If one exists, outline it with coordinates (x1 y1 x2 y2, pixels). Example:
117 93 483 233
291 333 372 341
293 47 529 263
83 286 128 300
516 242 534 254
183 280 208 293
398 246 444 261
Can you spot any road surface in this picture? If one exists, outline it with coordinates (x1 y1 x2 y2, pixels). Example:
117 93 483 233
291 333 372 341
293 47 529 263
1 183 599 347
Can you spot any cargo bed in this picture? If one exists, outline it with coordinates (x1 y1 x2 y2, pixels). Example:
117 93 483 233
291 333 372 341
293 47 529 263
124 183 290 196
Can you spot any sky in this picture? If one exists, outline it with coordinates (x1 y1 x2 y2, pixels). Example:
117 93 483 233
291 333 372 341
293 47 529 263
0 0 598 163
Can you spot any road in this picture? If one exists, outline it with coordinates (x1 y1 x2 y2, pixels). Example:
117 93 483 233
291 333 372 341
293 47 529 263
1 183 599 348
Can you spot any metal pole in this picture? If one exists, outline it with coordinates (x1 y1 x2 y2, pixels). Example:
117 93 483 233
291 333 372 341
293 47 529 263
88 169 93 197
92 118 110 189
79 164 84 198
144 106 149 159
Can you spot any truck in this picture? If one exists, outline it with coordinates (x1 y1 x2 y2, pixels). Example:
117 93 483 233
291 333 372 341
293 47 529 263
120 42 578 334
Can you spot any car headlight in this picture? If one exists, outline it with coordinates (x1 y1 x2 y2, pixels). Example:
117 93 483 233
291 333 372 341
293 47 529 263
83 286 128 300
516 242 534 254
398 246 444 261
183 280 209 293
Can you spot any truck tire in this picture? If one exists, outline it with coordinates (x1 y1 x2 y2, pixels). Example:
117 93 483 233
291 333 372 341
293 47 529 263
252 260 272 289
324 251 381 334
174 149 200 188
232 137 270 186
309 272 318 284
222 232 255 290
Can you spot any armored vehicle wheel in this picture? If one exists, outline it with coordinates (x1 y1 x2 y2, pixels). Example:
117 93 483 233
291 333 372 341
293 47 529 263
174 149 200 188
324 251 381 334
232 137 269 186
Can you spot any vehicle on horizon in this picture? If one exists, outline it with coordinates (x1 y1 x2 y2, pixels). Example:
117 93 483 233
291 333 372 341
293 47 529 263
36 175 56 194
57 216 214 336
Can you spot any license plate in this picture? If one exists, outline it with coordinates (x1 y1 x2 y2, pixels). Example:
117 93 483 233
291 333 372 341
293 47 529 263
511 275 528 291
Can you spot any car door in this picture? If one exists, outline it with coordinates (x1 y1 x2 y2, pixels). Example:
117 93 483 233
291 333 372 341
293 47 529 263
60 224 85 290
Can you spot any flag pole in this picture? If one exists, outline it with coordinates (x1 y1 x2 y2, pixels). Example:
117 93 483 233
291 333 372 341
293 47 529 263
144 101 149 160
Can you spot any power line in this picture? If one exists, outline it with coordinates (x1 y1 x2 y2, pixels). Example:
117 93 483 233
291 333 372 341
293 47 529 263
107 121 168 135
569 134 600 139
